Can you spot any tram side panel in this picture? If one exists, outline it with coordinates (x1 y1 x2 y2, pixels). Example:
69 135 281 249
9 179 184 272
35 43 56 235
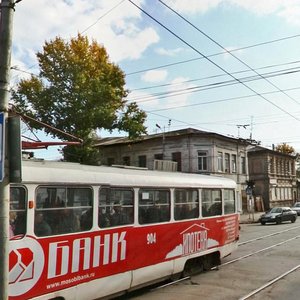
9 214 239 300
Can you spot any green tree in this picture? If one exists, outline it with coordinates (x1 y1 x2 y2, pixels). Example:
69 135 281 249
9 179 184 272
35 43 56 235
275 143 296 155
12 34 147 164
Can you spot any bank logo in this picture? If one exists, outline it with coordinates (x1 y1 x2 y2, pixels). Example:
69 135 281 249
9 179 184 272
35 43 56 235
9 237 44 297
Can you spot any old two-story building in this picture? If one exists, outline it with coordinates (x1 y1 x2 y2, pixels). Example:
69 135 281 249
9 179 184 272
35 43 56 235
248 146 298 210
95 128 250 211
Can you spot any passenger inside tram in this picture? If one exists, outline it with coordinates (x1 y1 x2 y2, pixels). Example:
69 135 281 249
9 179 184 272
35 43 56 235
110 203 130 226
34 212 52 236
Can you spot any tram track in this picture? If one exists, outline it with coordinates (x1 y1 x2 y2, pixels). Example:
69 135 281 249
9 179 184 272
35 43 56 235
239 224 300 246
220 233 300 267
216 228 300 299
239 263 300 300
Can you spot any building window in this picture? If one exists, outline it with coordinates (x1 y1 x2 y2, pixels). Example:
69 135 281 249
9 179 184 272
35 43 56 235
241 156 246 174
138 155 147 168
172 152 182 171
225 153 230 173
270 157 274 173
198 151 208 171
231 154 237 173
123 156 130 166
107 157 115 166
217 152 223 172
154 153 163 160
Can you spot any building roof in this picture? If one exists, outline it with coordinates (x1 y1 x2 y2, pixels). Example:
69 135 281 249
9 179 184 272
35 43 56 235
247 145 297 158
95 128 253 147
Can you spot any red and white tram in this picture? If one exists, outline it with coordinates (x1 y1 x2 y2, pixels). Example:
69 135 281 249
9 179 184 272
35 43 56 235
9 159 239 299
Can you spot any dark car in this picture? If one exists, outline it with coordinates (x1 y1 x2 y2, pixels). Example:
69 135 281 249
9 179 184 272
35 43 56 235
259 207 297 225
291 202 300 216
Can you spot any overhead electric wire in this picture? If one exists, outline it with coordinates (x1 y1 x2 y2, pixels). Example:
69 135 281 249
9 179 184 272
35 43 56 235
128 0 300 121
126 34 300 76
129 67 300 103
145 86 300 113
131 59 300 92
159 0 300 106
80 0 126 34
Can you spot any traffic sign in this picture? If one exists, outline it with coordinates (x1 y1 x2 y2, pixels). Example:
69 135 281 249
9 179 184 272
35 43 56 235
0 112 4 182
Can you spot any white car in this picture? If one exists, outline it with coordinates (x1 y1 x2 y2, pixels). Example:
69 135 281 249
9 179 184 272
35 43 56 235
291 202 300 216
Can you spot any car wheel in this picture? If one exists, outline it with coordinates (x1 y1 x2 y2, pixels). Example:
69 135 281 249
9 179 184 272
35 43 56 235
260 221 265 225
276 218 281 224
291 217 296 223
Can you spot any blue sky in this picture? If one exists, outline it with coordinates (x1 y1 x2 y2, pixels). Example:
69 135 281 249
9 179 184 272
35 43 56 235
10 0 300 159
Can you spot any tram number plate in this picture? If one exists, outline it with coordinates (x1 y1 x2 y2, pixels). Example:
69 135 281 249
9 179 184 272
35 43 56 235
147 232 157 244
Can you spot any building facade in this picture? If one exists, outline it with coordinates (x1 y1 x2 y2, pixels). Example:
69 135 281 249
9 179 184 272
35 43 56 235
248 146 297 210
95 128 250 211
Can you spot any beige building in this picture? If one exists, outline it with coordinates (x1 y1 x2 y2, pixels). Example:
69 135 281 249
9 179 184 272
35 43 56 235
248 146 297 210
95 128 250 211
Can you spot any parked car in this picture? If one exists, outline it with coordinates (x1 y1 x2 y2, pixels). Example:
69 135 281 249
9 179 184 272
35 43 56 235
291 202 300 216
259 207 297 225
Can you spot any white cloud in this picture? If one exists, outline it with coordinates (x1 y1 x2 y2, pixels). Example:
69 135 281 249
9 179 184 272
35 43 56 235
155 47 185 57
163 76 196 109
129 76 195 112
141 70 168 83
109 27 159 61
12 0 159 74
128 89 160 111
277 5 300 26
164 0 223 14
165 0 300 26
229 0 300 26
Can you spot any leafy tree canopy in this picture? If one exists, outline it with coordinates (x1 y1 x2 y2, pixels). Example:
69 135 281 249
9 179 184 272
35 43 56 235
12 34 147 164
275 143 296 155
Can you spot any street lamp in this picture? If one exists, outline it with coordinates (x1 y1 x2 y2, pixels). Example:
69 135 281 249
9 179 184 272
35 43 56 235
156 124 165 160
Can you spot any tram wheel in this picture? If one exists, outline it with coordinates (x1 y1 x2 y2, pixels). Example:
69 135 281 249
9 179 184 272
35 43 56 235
182 258 204 277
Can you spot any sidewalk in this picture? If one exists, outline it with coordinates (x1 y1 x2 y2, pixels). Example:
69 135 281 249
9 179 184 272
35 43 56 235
239 212 262 224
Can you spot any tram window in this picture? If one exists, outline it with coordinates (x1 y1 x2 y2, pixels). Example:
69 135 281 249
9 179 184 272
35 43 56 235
10 187 27 238
35 186 93 236
174 189 199 220
138 189 170 224
99 187 134 228
202 189 222 217
224 189 235 214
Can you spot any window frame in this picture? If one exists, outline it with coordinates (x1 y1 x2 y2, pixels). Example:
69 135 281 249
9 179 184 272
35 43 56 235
201 188 222 217
10 185 27 239
98 186 134 228
35 185 93 236
198 151 208 171
174 188 199 221
224 189 236 214
138 188 170 224
217 152 223 172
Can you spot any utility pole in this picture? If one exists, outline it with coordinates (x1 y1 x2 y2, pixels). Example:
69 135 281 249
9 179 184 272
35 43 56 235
0 0 15 298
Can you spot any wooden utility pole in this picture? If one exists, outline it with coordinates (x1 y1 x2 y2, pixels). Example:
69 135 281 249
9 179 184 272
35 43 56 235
0 0 15 298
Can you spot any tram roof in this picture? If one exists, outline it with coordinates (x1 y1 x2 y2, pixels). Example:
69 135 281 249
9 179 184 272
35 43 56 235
20 159 236 189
